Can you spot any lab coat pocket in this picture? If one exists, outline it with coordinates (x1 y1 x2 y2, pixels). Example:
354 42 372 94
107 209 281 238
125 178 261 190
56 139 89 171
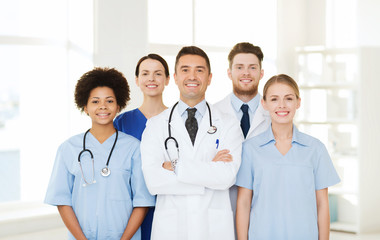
208 208 234 240
108 169 132 201
151 209 178 240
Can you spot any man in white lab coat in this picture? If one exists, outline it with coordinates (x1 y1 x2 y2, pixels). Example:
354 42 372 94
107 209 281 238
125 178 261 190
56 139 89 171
141 46 243 240
213 42 271 233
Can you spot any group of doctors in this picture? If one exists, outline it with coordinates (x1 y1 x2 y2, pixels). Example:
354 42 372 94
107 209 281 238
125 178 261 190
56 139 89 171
45 42 340 240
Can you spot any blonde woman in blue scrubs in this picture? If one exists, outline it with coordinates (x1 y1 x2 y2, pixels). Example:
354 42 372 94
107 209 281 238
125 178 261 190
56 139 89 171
236 74 340 240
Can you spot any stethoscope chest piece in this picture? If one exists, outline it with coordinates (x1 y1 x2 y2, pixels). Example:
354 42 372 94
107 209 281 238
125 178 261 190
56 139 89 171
207 126 217 134
101 167 111 177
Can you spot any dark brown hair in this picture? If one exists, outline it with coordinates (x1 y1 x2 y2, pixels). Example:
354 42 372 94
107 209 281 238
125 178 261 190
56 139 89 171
175 46 211 74
135 53 170 77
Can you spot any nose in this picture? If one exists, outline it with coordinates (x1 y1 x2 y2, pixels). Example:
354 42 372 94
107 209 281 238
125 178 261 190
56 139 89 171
149 73 155 81
279 99 285 108
99 101 107 109
188 70 196 80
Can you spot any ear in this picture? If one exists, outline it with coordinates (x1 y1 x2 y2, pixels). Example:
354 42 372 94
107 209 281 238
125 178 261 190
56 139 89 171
165 76 170 86
259 68 264 80
227 68 232 80
84 106 89 116
135 77 139 87
207 73 212 86
261 98 268 110
296 97 301 109
174 73 178 86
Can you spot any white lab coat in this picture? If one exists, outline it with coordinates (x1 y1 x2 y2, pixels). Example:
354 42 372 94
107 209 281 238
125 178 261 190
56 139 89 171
213 94 271 140
213 93 271 238
141 104 243 240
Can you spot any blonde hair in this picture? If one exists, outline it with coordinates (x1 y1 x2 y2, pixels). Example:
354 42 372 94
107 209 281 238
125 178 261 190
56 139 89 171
263 74 300 100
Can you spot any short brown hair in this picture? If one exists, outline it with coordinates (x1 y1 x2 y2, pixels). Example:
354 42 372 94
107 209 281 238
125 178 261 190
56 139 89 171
263 74 300 100
228 42 264 68
74 67 130 112
175 46 211 74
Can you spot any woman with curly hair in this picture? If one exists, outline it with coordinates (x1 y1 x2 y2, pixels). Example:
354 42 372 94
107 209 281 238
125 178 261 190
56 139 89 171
45 67 155 240
113 54 170 240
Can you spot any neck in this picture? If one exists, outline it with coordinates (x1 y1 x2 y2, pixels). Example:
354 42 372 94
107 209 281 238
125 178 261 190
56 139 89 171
139 94 167 119
90 124 116 143
181 96 205 108
233 91 258 103
271 122 293 140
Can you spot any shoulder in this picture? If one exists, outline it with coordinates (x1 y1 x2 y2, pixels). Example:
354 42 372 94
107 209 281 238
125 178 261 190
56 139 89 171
295 129 325 149
146 107 170 125
115 108 138 122
213 95 232 113
117 131 140 146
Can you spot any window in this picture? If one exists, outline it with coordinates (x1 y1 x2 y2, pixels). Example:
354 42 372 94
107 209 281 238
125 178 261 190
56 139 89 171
147 0 278 105
0 0 93 202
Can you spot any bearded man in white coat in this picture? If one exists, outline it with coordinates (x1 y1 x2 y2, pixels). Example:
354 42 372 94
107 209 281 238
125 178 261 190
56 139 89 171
213 42 271 235
141 46 243 240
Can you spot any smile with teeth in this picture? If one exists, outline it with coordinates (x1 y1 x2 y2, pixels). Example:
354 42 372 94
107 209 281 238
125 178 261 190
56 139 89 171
186 83 199 87
97 113 110 118
240 78 252 83
146 84 158 89
276 111 289 116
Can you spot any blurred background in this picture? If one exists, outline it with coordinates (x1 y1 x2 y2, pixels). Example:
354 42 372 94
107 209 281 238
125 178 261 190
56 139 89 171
0 0 379 239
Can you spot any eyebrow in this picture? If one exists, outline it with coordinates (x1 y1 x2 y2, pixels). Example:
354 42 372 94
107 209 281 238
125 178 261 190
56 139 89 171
180 65 206 69
269 94 296 97
234 63 259 67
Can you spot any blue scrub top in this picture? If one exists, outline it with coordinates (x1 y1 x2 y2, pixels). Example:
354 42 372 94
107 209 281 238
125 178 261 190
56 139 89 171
45 131 155 240
114 108 147 141
236 125 340 240
114 108 155 240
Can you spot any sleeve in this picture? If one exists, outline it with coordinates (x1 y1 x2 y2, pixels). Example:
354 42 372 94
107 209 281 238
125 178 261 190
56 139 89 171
141 118 205 195
176 117 243 190
235 141 254 190
314 141 341 190
130 142 156 207
44 143 74 206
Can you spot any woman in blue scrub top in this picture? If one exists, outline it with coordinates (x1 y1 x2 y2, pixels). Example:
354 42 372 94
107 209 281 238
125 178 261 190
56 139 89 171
45 67 155 240
236 74 340 240
114 54 170 240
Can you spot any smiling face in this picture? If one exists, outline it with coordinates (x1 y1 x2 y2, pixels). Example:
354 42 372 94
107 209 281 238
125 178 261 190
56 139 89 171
84 86 120 128
228 53 264 100
174 54 212 107
262 82 301 125
136 58 169 97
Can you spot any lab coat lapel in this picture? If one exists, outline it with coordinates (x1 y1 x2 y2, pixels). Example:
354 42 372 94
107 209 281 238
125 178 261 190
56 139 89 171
167 107 194 147
193 106 219 152
247 103 268 138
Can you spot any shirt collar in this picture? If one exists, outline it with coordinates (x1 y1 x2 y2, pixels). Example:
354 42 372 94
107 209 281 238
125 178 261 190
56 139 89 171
259 124 309 147
177 99 207 117
230 93 260 113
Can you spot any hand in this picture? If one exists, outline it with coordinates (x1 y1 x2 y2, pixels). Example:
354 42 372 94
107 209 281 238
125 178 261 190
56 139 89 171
212 149 232 162
162 161 174 171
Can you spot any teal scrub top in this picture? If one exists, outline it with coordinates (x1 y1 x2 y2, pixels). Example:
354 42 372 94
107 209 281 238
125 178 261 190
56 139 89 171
236 126 340 240
45 131 155 240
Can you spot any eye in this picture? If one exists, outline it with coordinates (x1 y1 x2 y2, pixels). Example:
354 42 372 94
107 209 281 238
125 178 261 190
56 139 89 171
250 66 256 70
182 68 188 73
91 100 99 104
142 72 148 76
156 72 162 76
107 100 114 104
286 97 294 101
197 69 204 73
270 98 277 102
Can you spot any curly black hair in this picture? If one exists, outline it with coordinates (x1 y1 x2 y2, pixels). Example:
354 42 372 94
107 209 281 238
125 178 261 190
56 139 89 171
74 67 130 112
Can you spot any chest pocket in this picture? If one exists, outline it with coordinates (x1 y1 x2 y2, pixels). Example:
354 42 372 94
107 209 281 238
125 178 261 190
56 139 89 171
197 132 220 162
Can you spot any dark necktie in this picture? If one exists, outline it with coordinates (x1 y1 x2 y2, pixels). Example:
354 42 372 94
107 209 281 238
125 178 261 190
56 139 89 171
185 108 198 145
241 104 250 138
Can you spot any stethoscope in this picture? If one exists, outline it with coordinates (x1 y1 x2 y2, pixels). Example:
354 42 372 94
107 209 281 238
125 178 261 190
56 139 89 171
78 129 118 187
164 101 217 160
